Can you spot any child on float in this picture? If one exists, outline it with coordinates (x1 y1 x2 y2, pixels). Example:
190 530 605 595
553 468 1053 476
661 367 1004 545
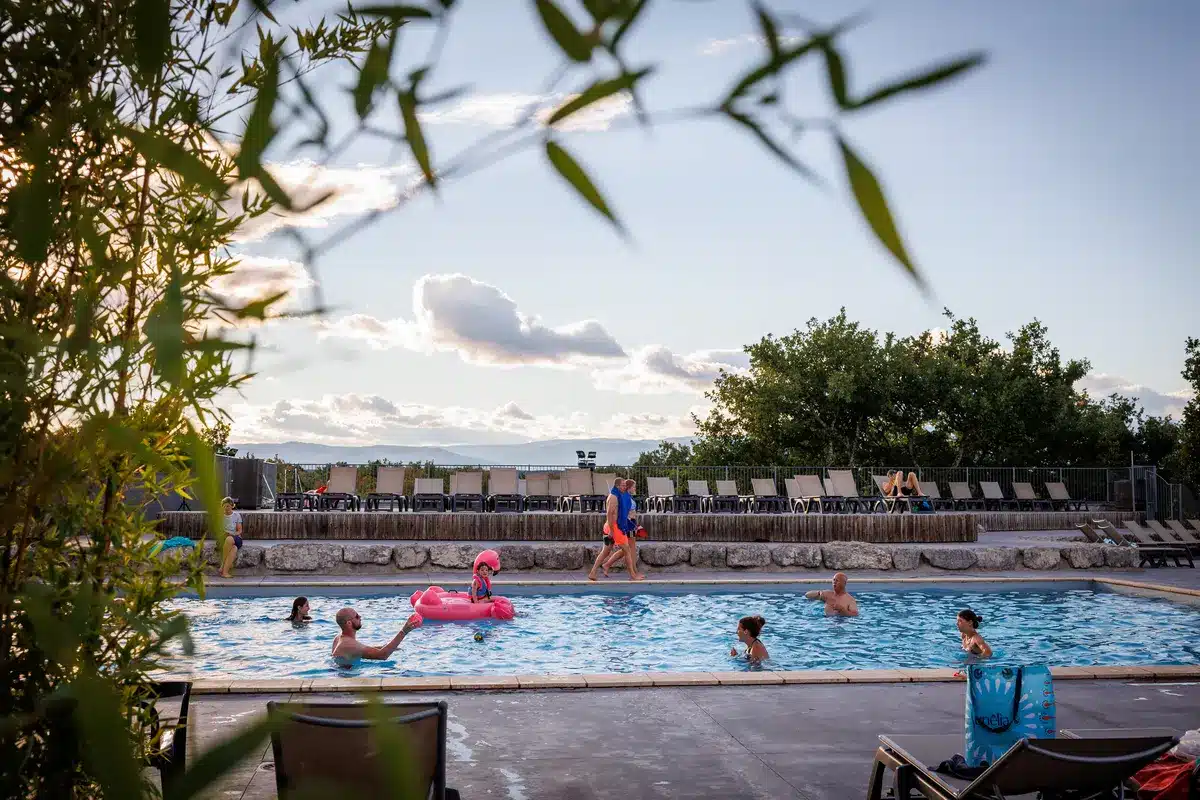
469 549 500 603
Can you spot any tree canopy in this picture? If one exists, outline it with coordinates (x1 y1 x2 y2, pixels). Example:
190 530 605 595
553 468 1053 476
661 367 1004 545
639 309 1190 476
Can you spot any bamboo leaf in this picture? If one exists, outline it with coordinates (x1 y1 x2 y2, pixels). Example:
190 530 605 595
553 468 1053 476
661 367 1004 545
354 35 394 119
610 0 647 50
123 127 228 195
852 53 986 110
248 0 279 23
134 0 172 78
366 699 423 800
356 3 434 20
254 167 295 211
544 140 621 231
723 37 820 105
752 1 781 61
165 713 278 800
72 673 145 800
837 136 924 286
723 109 823 186
145 263 185 385
819 40 850 108
184 433 225 542
546 69 651 126
10 153 57 263
237 49 280 179
399 91 436 187
535 0 593 62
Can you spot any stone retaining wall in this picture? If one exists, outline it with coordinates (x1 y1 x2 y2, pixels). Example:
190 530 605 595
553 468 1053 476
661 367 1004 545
189 539 1142 575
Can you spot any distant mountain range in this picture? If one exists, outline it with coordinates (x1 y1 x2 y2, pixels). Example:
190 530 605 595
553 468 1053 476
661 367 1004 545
232 437 694 466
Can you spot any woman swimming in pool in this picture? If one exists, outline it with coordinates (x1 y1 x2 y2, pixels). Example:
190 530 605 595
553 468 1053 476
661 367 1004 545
730 615 769 662
288 596 311 624
957 609 992 658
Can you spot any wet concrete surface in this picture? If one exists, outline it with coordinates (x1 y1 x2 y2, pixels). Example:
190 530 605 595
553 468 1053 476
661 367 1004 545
186 680 1199 799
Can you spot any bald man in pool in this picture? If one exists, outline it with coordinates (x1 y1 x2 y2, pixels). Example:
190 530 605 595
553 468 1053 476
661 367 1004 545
331 607 422 666
803 573 858 617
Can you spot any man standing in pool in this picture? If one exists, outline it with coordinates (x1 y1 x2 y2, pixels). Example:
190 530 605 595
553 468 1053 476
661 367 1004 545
331 607 421 665
803 573 858 616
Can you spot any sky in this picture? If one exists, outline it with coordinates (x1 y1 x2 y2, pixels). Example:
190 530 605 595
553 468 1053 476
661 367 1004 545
220 0 1199 448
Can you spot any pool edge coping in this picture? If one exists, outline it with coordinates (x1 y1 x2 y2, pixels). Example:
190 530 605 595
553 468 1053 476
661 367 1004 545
174 575 1200 695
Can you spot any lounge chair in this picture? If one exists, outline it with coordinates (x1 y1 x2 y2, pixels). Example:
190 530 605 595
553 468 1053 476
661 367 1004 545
1046 481 1084 511
1012 481 1053 511
450 471 485 512
829 469 876 513
365 466 407 512
667 479 701 513
268 700 460 800
922 481 955 512
645 477 677 513
559 468 593 512
1166 519 1200 551
1147 519 1200 555
1075 522 1119 546
411 478 447 512
872 475 914 515
486 468 522 512
547 475 563 511
865 732 1177 800
712 480 742 513
687 479 714 513
322 466 361 511
1190 519 1200 533
747 478 787 513
949 482 984 511
1114 520 1194 567
980 481 1019 511
793 475 830 514
523 472 553 512
783 478 807 513
144 681 191 797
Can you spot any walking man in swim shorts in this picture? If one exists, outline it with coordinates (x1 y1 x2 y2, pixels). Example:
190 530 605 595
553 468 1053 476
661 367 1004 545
588 478 644 581
803 572 858 616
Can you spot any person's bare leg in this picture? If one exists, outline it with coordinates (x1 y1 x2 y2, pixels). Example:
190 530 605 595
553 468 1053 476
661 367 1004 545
622 540 643 580
603 548 625 574
220 537 236 578
588 544 613 581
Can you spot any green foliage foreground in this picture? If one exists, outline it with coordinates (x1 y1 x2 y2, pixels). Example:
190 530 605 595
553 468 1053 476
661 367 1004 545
638 310 1194 479
1 0 988 796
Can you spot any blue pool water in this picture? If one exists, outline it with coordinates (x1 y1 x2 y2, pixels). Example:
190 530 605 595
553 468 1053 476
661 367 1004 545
164 587 1200 678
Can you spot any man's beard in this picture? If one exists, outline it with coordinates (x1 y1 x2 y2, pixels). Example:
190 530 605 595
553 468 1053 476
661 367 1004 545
353 620 362 630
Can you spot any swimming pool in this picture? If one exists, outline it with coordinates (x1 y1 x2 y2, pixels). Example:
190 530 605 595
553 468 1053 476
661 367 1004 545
163 585 1200 678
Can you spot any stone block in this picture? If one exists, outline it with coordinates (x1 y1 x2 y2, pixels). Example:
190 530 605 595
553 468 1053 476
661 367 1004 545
1021 547 1063 570
1063 545 1106 569
428 543 477 569
495 544 537 570
886 547 921 571
726 544 772 568
392 545 428 569
771 543 823 568
974 547 1019 571
534 546 587 570
821 541 891 571
638 544 690 567
342 544 393 565
263 543 342 571
1103 546 1138 568
201 541 264 569
689 543 727 568
923 548 978 570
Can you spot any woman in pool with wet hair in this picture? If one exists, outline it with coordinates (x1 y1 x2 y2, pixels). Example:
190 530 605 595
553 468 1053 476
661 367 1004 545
730 615 769 662
957 609 992 658
288 596 311 624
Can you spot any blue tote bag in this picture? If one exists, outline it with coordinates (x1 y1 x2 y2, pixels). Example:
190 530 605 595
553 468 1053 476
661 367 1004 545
964 664 1056 767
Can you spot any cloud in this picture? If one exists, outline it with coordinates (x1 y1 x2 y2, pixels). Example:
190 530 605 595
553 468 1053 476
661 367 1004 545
210 255 314 306
229 162 414 243
317 273 626 366
699 33 804 56
592 346 750 394
1077 373 1194 419
418 91 632 132
230 394 696 445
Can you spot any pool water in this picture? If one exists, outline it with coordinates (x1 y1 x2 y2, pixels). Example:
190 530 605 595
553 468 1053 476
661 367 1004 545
163 588 1200 678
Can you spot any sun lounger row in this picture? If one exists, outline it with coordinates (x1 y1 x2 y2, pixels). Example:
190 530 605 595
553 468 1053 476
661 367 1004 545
1078 518 1197 567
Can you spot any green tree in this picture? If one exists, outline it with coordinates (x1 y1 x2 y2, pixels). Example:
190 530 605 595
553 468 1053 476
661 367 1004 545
1176 337 1200 490
200 421 238 457
633 440 694 467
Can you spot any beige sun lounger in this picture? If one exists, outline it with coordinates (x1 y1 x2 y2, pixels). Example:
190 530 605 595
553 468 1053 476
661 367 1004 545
487 468 522 512
1046 481 1084 511
793 475 830 514
1012 481 1052 511
711 479 742 513
268 700 457 800
980 481 1019 510
449 471 485 512
412 477 447 512
1147 519 1200 555
829 469 876 513
949 482 983 510
746 478 786 513
366 466 406 511
559 468 595 512
1119 520 1194 567
524 472 553 511
321 465 361 510
645 477 679 513
1166 519 1200 551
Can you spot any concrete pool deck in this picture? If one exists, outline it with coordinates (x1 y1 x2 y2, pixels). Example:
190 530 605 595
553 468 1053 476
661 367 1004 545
185 680 1200 800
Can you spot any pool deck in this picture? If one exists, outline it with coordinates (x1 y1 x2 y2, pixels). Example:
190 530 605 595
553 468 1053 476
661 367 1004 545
186 680 1200 800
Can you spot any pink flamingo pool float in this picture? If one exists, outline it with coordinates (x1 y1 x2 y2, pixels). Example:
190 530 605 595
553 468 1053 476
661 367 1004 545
409 550 515 621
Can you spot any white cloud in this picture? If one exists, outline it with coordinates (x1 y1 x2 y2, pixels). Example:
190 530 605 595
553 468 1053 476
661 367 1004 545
592 346 750 394
229 162 414 243
1077 373 1193 419
230 394 695 445
419 91 632 133
317 273 626 366
210 255 314 307
699 33 804 56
